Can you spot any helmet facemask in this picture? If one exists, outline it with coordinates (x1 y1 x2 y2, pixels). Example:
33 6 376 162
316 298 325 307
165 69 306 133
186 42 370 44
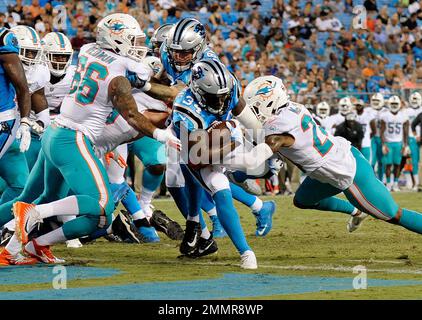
389 102 400 113
126 34 148 62
47 52 72 77
20 46 43 66
371 99 382 110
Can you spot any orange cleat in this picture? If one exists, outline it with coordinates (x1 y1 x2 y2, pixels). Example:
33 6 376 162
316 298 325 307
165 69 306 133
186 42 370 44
25 240 65 264
13 202 37 245
0 248 11 266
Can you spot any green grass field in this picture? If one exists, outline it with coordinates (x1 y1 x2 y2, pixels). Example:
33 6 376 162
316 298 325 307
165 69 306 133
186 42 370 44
2 192 422 299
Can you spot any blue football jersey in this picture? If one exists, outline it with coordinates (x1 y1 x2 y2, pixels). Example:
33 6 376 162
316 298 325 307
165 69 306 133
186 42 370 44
0 28 20 113
171 75 240 138
160 44 220 86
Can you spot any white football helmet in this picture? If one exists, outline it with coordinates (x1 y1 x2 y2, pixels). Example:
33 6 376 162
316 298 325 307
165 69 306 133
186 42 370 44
42 32 73 77
409 92 421 109
371 93 384 110
316 101 330 119
338 97 353 115
11 25 43 66
243 76 288 124
96 13 148 62
143 55 163 79
388 95 401 113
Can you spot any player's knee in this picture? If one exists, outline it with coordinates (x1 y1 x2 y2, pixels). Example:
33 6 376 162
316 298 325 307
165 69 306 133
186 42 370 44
293 193 315 209
146 164 166 176
387 208 402 225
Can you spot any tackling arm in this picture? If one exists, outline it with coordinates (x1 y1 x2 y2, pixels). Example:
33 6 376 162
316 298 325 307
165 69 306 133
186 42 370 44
31 88 50 130
108 76 180 148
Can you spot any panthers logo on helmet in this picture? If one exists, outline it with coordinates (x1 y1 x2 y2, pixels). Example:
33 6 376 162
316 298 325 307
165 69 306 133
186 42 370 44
193 24 205 37
105 19 127 35
192 66 204 80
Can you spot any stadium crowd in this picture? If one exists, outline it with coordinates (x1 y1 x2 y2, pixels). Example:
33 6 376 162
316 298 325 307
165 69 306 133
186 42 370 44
0 0 421 195
0 0 421 108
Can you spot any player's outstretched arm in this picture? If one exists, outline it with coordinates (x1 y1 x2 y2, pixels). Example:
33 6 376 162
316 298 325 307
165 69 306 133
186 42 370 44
146 82 181 105
0 53 30 118
109 76 180 149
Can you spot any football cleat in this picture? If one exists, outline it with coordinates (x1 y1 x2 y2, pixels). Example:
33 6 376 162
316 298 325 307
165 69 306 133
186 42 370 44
189 235 218 258
240 250 258 269
0 248 37 266
150 210 184 240
392 184 400 192
13 202 42 245
180 220 201 255
24 240 65 264
347 211 368 233
66 239 83 248
209 215 227 238
0 227 14 247
139 226 160 243
254 201 276 237
112 211 142 244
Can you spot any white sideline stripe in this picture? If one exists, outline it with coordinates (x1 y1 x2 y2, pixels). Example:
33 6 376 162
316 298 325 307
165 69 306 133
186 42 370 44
76 132 108 208
138 260 422 275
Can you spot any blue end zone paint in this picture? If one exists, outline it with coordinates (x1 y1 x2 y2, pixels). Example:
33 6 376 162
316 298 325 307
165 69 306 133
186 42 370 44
1 273 422 300
0 266 121 285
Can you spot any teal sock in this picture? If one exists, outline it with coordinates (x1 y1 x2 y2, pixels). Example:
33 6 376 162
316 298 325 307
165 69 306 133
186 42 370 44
387 176 391 184
399 209 422 234
394 178 399 183
316 196 356 215
142 169 164 192
213 189 251 254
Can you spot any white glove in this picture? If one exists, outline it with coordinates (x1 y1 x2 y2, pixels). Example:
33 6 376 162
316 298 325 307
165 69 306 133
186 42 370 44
153 128 181 151
31 121 45 135
16 117 32 152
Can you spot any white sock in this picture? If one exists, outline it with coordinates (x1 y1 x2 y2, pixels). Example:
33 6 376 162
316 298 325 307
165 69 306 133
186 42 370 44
351 208 359 216
250 198 263 212
140 188 154 207
414 174 420 186
207 207 217 217
201 227 211 239
36 196 79 219
187 215 200 223
132 209 146 221
5 234 21 256
57 215 77 224
4 219 15 231
33 228 67 246
405 173 413 188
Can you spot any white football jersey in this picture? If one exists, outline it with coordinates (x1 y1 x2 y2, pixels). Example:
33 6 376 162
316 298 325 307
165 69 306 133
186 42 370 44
94 111 138 158
264 102 356 190
380 110 409 143
133 89 168 113
355 108 375 148
324 113 345 135
45 65 76 115
57 43 152 143
372 108 388 137
25 63 51 94
404 107 418 138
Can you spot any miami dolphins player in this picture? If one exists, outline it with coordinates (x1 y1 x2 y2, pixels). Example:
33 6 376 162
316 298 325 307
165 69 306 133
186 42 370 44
324 97 353 135
354 99 376 162
0 27 32 159
11 26 51 170
370 93 387 181
148 18 275 238
404 92 421 191
235 75 422 238
12 13 181 264
171 59 258 268
316 101 330 128
380 96 409 192
0 26 49 205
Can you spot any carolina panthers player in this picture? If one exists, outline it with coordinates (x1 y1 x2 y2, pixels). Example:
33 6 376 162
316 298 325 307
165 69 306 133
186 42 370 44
150 23 173 57
404 92 421 191
370 93 387 181
149 18 275 239
12 13 180 264
0 27 32 159
235 75 422 238
354 99 376 162
172 59 258 268
380 96 409 192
